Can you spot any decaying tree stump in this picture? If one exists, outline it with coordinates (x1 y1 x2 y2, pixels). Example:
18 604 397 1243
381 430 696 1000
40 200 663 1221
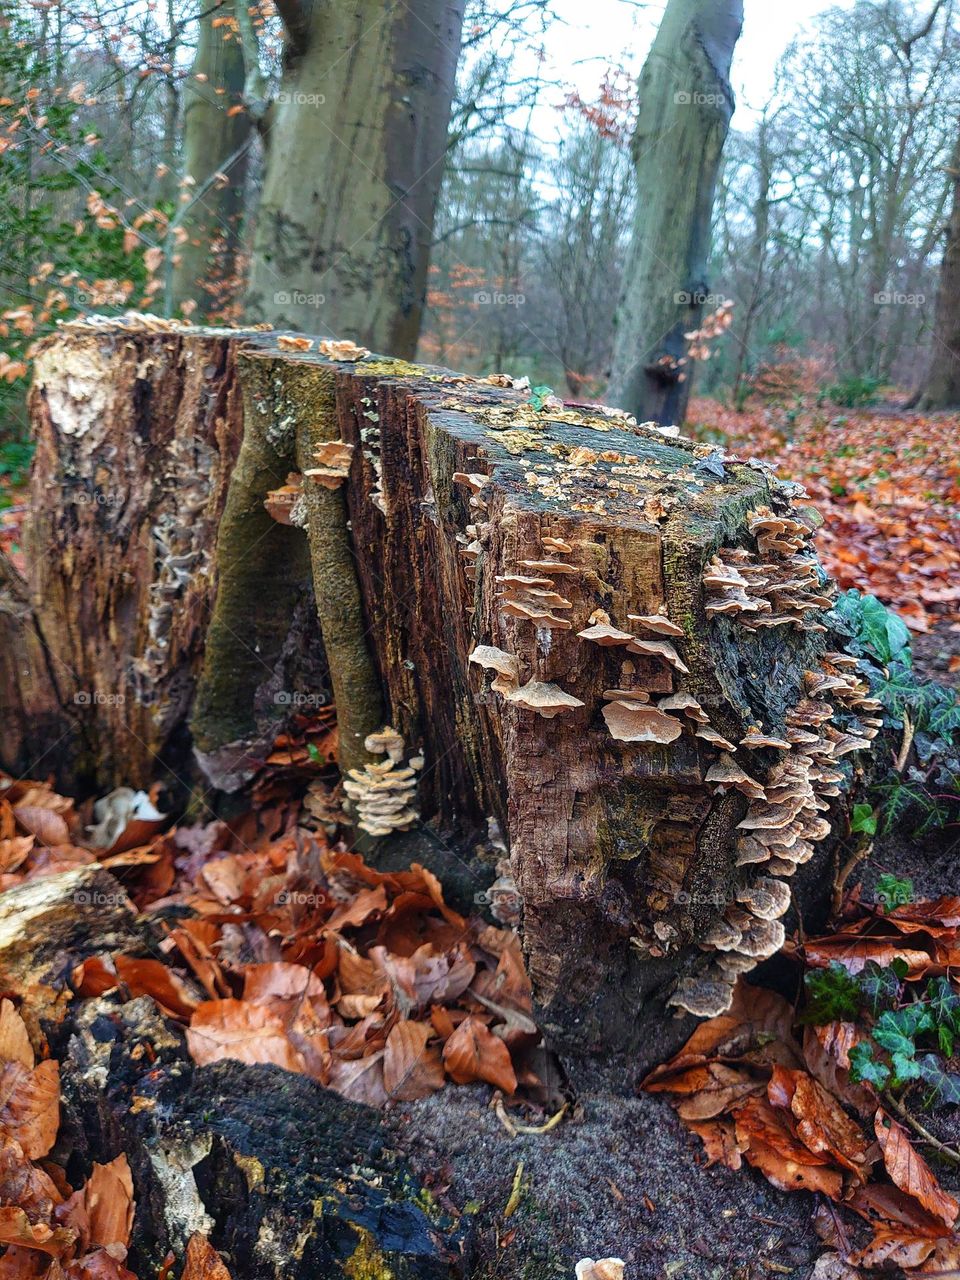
1 319 880 1075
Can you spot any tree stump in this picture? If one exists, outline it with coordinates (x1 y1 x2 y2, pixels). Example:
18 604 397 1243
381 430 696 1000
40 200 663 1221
1 321 879 1075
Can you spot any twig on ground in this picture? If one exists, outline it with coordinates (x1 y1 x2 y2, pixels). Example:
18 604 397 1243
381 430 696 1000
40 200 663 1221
882 1090 960 1167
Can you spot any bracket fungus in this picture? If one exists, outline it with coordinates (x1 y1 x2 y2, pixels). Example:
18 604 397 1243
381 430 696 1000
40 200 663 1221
304 439 355 489
602 701 683 744
505 680 584 718
627 613 685 638
318 338 370 361
469 645 521 695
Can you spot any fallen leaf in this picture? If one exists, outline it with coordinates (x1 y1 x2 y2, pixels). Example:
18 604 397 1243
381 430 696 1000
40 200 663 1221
186 1000 305 1073
442 1016 517 1094
383 1020 444 1100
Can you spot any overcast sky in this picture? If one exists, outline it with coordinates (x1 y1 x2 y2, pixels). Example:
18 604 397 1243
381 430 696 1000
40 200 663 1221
534 0 856 134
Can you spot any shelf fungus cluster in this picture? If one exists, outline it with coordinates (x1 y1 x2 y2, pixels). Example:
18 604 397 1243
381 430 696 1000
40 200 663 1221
341 726 423 837
703 506 832 632
666 565 881 1018
304 439 354 489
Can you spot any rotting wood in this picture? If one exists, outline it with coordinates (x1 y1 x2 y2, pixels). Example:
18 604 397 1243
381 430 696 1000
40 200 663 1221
1 319 878 1076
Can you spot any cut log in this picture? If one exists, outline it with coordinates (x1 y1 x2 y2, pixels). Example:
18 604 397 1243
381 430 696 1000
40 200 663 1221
2 321 877 1073
0 867 466 1279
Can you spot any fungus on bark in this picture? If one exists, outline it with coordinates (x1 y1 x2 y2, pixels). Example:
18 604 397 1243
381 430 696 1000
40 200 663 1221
505 680 584 718
469 645 521 696
602 701 683 743
304 440 355 489
626 613 685 637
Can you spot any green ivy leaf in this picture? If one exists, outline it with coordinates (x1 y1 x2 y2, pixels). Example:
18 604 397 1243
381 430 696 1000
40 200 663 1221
917 1054 960 1108
875 873 914 913
529 385 554 412
857 962 902 1016
849 1041 890 1088
890 1051 923 1087
872 1011 918 1060
851 803 878 836
803 962 862 1023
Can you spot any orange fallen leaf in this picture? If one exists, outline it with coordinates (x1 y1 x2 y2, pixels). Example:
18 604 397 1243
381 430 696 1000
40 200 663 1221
383 1020 444 1100
875 1111 959 1229
442 1015 517 1094
186 1000 305 1074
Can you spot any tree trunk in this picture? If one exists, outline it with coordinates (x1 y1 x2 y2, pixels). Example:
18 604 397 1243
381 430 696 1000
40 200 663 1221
244 0 465 356
169 0 252 321
922 141 960 409
607 0 743 426
1 320 876 1082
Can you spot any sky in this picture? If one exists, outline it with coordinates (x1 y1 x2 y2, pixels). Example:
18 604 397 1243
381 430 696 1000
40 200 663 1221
534 0 858 133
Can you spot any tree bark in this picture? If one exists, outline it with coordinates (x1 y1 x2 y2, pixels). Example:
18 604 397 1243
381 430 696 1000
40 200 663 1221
922 140 960 409
169 0 252 321
608 0 743 425
3 322 874 1079
244 0 466 356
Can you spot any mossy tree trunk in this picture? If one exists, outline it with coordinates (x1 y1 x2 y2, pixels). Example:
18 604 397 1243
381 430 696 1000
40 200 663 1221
244 0 466 356
169 0 252 321
608 0 743 426
3 322 874 1081
921 132 960 409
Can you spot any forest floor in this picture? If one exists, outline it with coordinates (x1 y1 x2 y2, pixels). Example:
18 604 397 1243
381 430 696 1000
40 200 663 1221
2 395 960 1280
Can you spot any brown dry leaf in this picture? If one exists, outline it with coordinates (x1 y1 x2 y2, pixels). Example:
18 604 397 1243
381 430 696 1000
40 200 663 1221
71 958 119 999
442 1016 517 1094
0 836 33 873
0 1134 62 1218
674 1063 764 1121
802 1023 873 1116
733 1095 844 1199
383 1020 444 1100
186 1000 305 1074
768 1066 873 1179
181 1232 232 1280
242 961 326 1005
70 1155 134 1251
0 1059 60 1158
802 937 933 977
874 1110 960 1228
65 1248 138 1279
0 1000 34 1070
686 1117 747 1170
0 1205 75 1256
326 885 388 932
642 979 798 1089
113 955 198 1019
12 806 69 848
327 1051 388 1107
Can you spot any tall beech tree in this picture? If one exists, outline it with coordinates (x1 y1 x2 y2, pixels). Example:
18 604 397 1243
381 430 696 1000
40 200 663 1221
245 0 466 356
169 0 252 319
608 0 743 425
922 130 960 408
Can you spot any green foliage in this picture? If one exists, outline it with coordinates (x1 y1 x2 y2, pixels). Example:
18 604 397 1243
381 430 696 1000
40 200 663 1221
529 385 555 412
821 375 883 408
875 873 914 914
841 972 960 1105
830 589 960 836
803 962 863 1022
0 441 34 487
850 803 877 836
